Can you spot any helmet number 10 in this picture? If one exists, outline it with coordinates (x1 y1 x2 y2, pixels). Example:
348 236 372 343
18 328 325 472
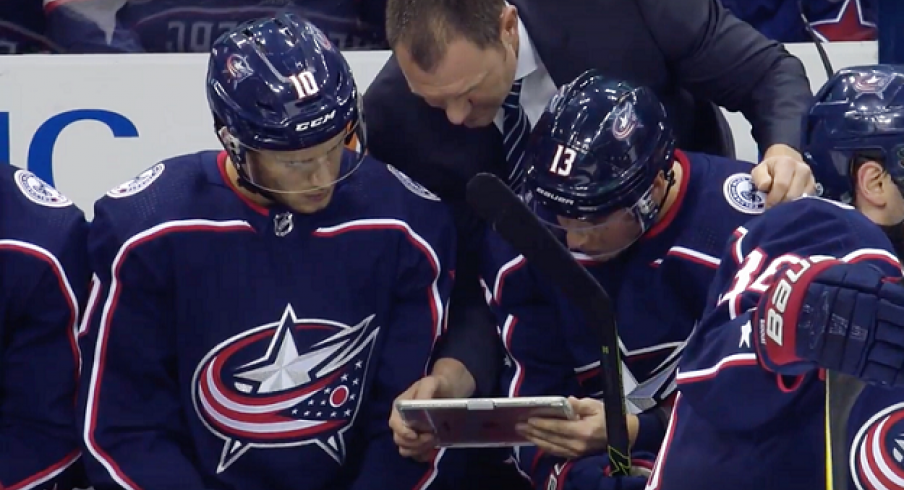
550 144 577 176
289 71 320 100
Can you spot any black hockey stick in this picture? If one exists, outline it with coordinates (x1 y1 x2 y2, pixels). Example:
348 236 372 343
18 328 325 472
824 372 865 490
795 7 860 488
465 172 632 476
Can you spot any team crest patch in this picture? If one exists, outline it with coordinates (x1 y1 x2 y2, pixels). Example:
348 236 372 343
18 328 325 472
14 169 72 208
722 173 766 214
386 165 440 201
191 304 379 473
849 401 904 490
107 163 165 199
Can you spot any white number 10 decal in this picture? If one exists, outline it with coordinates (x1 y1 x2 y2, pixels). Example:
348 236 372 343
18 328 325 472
289 71 320 99
550 144 577 176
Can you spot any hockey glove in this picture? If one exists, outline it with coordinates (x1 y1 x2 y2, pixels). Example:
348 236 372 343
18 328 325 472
545 451 655 490
753 258 904 386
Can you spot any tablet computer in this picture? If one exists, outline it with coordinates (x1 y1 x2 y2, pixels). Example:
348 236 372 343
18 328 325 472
396 396 575 448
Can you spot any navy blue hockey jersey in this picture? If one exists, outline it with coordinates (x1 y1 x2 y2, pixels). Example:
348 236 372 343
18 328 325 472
0 165 89 488
721 0 876 43
43 0 387 53
480 151 766 489
77 151 456 490
647 196 904 490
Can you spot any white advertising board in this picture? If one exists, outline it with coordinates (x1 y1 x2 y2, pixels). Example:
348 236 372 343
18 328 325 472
0 41 878 217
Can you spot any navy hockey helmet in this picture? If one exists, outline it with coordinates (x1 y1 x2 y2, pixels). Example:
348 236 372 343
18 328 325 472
804 64 904 203
206 13 366 196
521 70 676 257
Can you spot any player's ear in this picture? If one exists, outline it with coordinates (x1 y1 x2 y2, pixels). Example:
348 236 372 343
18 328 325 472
855 160 889 208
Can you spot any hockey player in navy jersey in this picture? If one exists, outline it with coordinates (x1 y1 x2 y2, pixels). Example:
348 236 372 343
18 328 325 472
647 65 904 490
77 14 457 490
0 165 89 488
471 70 778 490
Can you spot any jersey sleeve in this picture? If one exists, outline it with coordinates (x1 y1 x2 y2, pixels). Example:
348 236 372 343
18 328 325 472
675 197 902 433
44 0 144 53
0 209 89 490
78 201 210 490
478 233 581 489
350 201 457 489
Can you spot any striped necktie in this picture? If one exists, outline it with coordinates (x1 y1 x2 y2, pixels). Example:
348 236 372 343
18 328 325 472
501 79 530 191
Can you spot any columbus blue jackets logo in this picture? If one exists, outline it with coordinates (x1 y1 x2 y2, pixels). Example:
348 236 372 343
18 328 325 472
191 304 379 473
850 401 904 490
107 163 165 198
224 54 253 85
611 101 638 140
852 72 894 95
722 173 766 214
13 169 71 208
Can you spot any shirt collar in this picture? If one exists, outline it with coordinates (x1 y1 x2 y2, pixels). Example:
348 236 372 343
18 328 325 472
514 15 541 81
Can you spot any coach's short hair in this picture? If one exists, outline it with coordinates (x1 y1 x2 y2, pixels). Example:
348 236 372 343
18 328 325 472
385 0 507 72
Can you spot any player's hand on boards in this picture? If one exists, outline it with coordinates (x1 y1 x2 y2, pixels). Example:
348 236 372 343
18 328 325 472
516 397 639 459
753 259 904 387
751 144 816 207
389 358 474 461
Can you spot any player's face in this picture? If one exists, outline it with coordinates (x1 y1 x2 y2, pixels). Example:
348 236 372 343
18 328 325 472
246 132 347 214
558 209 645 261
395 8 519 128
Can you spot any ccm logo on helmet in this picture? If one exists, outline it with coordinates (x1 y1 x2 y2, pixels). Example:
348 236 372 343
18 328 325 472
295 109 336 132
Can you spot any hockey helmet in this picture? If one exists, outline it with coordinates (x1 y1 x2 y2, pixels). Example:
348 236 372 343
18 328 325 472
207 13 366 197
803 64 904 204
521 70 676 258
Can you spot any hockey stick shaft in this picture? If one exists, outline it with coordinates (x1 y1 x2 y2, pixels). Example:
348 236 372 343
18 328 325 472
465 173 632 476
824 371 865 490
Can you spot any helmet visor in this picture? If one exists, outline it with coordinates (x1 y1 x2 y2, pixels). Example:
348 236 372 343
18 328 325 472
238 131 361 195
525 194 646 260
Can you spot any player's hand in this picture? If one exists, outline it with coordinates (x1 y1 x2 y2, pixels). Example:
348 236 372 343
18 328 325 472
751 144 815 207
388 359 474 462
753 259 904 386
516 397 639 459
546 452 655 490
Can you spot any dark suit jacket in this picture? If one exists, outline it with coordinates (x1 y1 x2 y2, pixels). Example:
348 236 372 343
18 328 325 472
363 0 811 394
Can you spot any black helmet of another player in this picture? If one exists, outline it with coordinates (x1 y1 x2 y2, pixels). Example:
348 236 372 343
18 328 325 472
804 64 904 203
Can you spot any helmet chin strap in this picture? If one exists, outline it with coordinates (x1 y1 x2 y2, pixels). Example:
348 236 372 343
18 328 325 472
640 167 675 232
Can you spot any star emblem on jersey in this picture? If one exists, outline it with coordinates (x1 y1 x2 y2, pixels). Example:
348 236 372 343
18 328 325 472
191 304 379 473
849 401 904 488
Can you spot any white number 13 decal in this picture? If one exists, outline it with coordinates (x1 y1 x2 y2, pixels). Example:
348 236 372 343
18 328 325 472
550 144 577 176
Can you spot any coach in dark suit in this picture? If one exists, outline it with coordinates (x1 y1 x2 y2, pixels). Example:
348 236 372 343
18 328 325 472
369 0 815 461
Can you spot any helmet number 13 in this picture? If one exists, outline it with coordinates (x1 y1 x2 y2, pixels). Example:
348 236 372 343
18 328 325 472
550 144 577 176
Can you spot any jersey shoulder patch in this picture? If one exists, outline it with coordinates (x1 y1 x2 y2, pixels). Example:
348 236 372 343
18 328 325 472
13 169 72 208
386 164 440 201
722 173 766 215
107 163 165 198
